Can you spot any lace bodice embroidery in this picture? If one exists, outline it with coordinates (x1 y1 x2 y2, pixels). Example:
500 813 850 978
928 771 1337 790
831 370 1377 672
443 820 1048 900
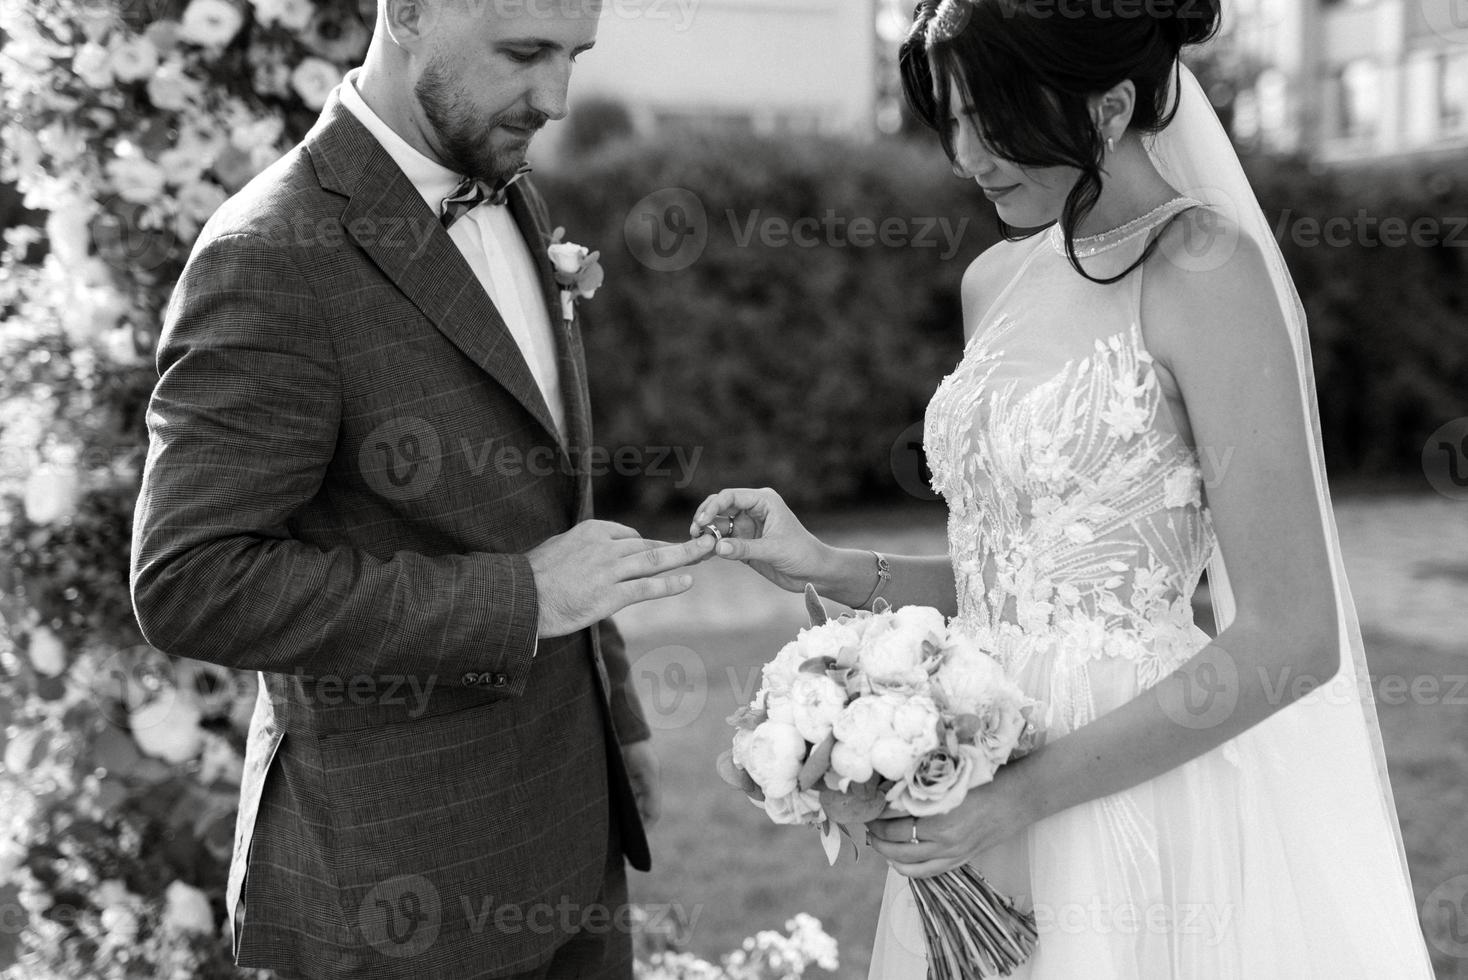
925 198 1216 694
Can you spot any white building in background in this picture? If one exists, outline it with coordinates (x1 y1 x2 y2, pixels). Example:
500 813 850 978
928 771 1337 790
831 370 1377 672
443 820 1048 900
1228 0 1468 162
535 0 879 158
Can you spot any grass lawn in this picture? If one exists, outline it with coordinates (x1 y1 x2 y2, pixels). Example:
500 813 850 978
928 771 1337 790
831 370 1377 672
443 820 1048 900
619 498 1468 979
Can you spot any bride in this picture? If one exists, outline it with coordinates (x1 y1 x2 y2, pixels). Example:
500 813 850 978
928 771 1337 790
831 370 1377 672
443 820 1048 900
689 0 1435 975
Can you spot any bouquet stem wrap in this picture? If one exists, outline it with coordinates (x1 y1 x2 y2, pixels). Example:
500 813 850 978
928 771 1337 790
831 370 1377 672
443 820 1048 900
909 865 1036 978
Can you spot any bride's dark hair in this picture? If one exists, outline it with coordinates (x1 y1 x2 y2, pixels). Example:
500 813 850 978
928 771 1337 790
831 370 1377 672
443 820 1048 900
900 0 1220 283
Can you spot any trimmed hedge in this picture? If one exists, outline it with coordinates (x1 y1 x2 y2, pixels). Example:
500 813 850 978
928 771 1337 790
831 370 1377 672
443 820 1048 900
537 135 1467 514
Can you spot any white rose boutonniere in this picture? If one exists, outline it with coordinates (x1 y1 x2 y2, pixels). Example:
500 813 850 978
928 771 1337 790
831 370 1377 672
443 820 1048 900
547 226 603 326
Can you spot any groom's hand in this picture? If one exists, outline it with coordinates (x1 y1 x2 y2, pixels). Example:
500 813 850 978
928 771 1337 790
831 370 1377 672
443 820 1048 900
528 520 715 638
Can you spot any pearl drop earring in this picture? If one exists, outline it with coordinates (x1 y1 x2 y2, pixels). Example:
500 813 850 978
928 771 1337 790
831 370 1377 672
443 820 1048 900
1106 136 1116 153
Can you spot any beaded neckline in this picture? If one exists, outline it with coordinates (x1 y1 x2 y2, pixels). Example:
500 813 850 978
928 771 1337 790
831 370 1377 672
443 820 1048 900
1047 196 1201 258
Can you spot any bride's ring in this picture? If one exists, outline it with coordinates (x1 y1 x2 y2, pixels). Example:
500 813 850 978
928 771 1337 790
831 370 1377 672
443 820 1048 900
909 819 921 845
699 522 723 542
722 515 737 538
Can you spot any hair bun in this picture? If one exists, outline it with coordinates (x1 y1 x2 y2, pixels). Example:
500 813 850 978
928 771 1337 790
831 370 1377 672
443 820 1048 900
1152 0 1221 50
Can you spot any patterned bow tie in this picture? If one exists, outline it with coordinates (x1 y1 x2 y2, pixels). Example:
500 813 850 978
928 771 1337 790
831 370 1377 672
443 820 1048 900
438 165 532 229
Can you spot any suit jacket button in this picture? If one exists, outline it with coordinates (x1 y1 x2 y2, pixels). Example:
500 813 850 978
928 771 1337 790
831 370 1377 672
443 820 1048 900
462 672 480 686
490 673 509 687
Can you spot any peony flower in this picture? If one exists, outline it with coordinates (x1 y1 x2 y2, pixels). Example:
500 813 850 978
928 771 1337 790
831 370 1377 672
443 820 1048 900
250 0 314 31
147 59 202 111
163 881 214 934
886 744 994 817
794 620 863 668
829 740 873 784
291 56 343 110
763 788 824 827
23 464 82 524
890 695 941 744
830 693 898 753
890 605 947 641
869 734 926 782
788 673 847 744
179 0 245 48
740 720 807 798
857 622 930 693
26 626 66 678
109 33 159 82
129 696 206 763
730 726 757 771
760 639 811 701
934 642 1007 714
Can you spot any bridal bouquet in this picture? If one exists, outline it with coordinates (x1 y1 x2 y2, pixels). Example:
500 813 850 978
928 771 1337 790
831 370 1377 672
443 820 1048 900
718 587 1042 978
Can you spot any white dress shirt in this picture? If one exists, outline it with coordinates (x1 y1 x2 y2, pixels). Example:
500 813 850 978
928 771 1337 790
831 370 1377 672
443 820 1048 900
337 70 567 443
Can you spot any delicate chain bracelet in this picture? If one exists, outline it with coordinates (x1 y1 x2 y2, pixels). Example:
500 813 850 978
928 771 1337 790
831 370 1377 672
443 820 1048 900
860 551 892 610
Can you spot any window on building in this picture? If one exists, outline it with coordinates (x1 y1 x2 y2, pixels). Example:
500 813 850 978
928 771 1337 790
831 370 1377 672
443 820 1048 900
1444 52 1468 133
1403 51 1439 144
1338 59 1381 140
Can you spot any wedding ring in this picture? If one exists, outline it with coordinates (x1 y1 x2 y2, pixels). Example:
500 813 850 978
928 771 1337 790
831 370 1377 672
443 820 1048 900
909 819 921 845
723 515 737 538
699 522 722 542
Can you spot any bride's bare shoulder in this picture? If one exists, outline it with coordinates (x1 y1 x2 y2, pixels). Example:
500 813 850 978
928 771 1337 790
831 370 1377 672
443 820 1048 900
960 235 1036 342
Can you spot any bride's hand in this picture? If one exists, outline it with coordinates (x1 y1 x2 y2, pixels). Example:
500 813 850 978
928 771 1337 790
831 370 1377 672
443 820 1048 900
866 767 1037 879
688 488 833 594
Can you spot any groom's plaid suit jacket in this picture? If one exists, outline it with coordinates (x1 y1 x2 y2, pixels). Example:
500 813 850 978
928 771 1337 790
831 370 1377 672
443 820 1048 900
130 90 651 979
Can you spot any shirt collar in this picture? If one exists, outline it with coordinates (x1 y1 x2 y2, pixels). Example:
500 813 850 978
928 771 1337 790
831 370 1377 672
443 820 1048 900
337 68 461 215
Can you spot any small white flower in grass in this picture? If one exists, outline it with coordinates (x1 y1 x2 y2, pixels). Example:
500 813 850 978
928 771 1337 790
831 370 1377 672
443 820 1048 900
163 881 214 935
291 56 342 110
179 0 245 49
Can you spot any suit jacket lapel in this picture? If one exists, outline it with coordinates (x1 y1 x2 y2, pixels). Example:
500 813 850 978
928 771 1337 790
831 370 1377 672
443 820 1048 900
507 182 595 513
307 94 568 459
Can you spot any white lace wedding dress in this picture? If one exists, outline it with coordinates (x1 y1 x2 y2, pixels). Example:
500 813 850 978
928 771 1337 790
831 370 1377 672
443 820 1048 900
867 198 1436 978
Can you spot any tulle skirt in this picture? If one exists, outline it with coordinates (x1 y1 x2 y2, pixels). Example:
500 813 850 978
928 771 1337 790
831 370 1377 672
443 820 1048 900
868 624 1435 979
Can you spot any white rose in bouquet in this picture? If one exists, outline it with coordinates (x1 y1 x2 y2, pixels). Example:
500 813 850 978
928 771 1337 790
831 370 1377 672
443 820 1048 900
763 788 824 827
788 673 846 744
741 720 807 798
